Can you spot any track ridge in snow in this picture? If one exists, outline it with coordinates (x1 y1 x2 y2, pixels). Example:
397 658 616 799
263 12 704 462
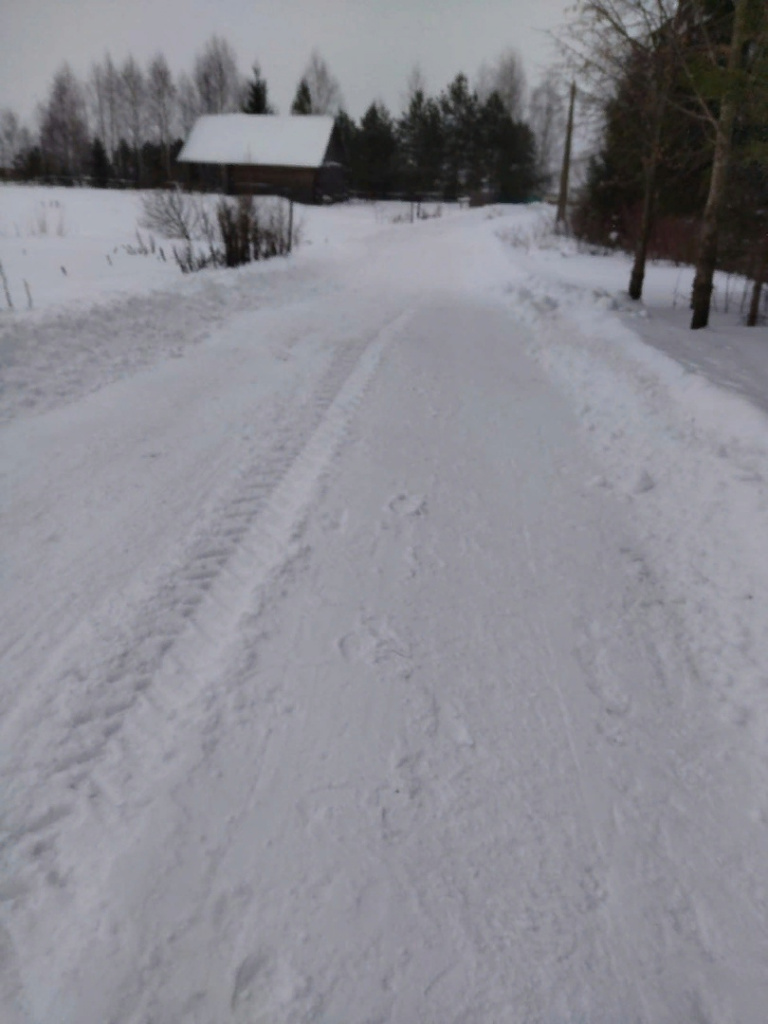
0 308 413 914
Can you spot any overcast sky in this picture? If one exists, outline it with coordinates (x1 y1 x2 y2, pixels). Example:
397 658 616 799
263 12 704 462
1 0 572 125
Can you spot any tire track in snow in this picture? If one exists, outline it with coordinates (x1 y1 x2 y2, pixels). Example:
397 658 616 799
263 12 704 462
0 308 413 914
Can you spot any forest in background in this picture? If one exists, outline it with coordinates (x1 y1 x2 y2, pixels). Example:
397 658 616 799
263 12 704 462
0 39 563 203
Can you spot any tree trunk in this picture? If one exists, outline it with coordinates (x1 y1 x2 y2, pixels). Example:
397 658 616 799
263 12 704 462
629 32 679 303
629 148 660 300
747 234 768 327
690 127 731 328
556 80 576 228
690 0 751 330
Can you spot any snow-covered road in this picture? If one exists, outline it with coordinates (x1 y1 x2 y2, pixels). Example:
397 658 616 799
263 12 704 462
2 205 768 1023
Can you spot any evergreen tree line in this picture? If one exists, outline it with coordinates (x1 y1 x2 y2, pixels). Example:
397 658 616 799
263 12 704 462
563 0 768 327
0 39 565 202
336 74 540 201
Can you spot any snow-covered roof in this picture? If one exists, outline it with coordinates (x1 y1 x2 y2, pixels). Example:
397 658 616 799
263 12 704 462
177 114 335 168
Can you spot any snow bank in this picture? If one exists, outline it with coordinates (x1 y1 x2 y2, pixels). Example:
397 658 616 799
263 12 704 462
498 220 768 768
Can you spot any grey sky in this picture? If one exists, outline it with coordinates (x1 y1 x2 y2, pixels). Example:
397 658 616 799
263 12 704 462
1 0 571 125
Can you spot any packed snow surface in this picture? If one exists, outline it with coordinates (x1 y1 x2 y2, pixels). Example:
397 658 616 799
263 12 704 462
2 187 768 1023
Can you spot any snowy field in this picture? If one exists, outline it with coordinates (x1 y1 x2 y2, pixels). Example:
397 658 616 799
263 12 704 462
0 185 417 313
2 184 768 1023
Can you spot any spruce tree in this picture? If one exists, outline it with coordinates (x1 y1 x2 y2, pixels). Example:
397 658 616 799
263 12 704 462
291 79 313 115
439 74 480 198
354 102 398 197
243 63 273 114
398 90 445 197
90 136 112 187
333 111 359 170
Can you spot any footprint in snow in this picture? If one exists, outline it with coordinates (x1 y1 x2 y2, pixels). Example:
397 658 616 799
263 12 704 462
387 492 428 518
337 617 411 667
632 469 656 495
231 950 314 1023
574 618 632 718
443 701 475 749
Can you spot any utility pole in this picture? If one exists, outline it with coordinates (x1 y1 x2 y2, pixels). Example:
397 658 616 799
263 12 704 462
556 79 577 229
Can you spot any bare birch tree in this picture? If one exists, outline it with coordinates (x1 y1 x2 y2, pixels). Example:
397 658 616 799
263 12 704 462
0 109 22 170
120 56 147 181
528 70 567 187
687 0 766 328
300 50 343 114
476 49 527 119
193 36 245 114
177 72 200 135
88 61 109 150
147 53 177 177
88 54 122 159
38 63 90 177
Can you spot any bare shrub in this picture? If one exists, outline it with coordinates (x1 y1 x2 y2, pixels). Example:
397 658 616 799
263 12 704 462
217 196 294 267
197 203 218 248
140 188 201 241
0 260 14 309
260 200 293 258
172 242 222 274
217 195 254 267
33 204 48 236
417 203 442 220
165 195 297 274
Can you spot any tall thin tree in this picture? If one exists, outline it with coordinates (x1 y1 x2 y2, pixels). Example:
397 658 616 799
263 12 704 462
193 36 245 114
689 0 763 328
147 53 177 178
38 63 89 177
120 56 146 182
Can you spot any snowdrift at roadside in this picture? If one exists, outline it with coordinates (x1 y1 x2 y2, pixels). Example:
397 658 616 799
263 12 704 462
499 227 768 788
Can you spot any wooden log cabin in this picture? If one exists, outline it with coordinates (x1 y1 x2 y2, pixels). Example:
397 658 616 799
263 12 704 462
176 114 347 203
